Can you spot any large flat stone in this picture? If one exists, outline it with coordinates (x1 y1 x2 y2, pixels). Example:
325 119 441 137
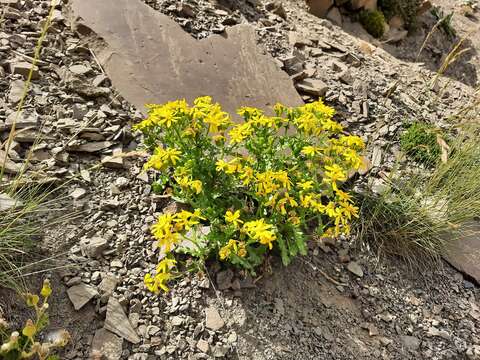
69 0 303 116
104 297 140 344
444 222 480 284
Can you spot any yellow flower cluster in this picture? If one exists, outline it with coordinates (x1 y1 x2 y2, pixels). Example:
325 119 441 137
144 147 182 171
151 210 203 252
219 239 247 260
135 97 366 291
144 258 177 293
242 218 277 249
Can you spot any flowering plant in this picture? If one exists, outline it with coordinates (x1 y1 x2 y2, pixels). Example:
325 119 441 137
0 280 70 359
135 97 365 293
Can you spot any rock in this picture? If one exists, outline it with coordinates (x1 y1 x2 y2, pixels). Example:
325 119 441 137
307 0 333 18
346 261 364 277
67 141 113 152
295 79 329 97
196 339 209 353
170 315 183 326
99 274 119 296
466 345 480 360
91 328 123 360
92 74 108 87
326 7 342 26
0 0 21 8
426 327 450 339
72 104 89 120
444 221 480 284
388 15 405 29
69 64 91 75
5 110 38 129
102 147 124 169
212 345 229 358
351 0 377 10
82 237 108 258
417 0 432 15
0 193 21 211
281 55 304 75
371 146 382 168
67 283 98 310
8 80 25 104
216 269 234 290
10 61 39 79
385 28 408 43
70 188 86 200
70 0 303 116
205 307 224 331
104 297 140 344
0 150 21 174
400 335 420 350
265 1 287 20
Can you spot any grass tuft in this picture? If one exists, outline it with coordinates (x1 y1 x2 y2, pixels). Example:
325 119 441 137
356 124 480 265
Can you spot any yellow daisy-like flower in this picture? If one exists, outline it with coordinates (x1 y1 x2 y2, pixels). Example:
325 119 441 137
301 146 320 157
298 180 314 191
225 210 243 228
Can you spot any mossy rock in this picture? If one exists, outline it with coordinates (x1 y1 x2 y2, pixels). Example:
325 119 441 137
400 122 442 165
359 10 386 38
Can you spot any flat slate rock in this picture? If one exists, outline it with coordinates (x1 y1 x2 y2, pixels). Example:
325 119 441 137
69 0 303 116
91 328 123 360
67 283 98 310
104 297 140 344
444 222 480 284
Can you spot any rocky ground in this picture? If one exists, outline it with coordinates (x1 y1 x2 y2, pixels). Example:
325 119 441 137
0 0 479 359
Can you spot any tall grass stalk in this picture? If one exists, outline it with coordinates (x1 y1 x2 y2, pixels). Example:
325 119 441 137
0 0 63 290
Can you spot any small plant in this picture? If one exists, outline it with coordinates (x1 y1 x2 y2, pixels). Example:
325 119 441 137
378 0 420 29
0 279 70 359
431 7 456 39
135 97 365 292
400 122 442 165
359 10 386 38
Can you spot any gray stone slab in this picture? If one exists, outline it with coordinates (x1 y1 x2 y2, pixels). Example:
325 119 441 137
69 0 303 116
444 222 480 284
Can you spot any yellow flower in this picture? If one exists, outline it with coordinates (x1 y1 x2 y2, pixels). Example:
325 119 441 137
242 219 276 249
212 134 226 143
156 258 177 274
144 147 182 171
324 164 347 191
215 159 228 172
40 279 52 298
239 166 254 185
25 293 39 307
228 123 253 144
174 210 201 230
301 146 320 157
144 272 172 293
189 180 203 194
22 320 36 338
336 189 352 203
340 201 359 220
176 176 190 188
219 239 241 260
298 180 314 191
238 242 247 257
237 106 263 118
225 210 243 227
